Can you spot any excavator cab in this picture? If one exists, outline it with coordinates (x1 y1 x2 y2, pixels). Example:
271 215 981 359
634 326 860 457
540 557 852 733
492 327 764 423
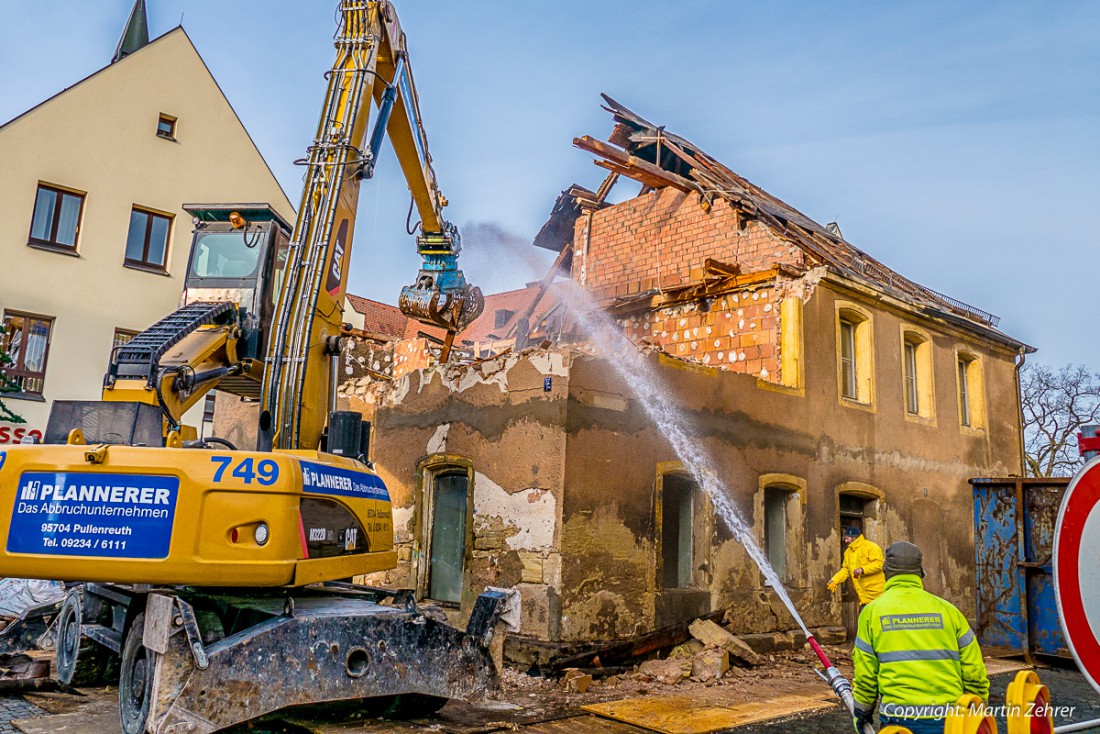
181 204 293 363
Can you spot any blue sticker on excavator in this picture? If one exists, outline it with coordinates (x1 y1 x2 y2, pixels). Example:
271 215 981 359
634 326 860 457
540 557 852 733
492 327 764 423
300 460 389 501
0 451 5 472
8 472 178 559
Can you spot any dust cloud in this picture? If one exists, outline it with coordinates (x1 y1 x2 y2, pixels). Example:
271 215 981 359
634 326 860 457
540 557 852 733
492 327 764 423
459 221 556 295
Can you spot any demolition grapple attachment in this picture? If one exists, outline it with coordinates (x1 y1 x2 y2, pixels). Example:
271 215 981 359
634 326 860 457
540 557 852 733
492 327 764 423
399 227 484 334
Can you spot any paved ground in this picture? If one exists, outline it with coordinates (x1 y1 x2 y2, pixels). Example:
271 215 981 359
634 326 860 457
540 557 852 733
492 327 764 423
0 696 43 734
736 666 1100 733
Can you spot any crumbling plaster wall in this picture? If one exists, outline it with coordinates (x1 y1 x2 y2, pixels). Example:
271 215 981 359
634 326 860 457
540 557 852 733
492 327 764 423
342 350 570 639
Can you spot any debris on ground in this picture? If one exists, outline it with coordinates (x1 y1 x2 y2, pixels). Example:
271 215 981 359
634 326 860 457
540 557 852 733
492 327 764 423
560 669 592 693
691 649 730 682
636 659 691 685
0 654 50 691
668 640 705 659
688 619 762 667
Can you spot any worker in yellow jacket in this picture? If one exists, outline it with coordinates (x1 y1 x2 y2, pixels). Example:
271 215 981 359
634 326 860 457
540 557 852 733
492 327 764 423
851 541 989 734
828 526 884 605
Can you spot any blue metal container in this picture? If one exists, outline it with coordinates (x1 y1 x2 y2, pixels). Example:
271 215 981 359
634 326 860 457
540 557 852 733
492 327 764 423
971 477 1071 660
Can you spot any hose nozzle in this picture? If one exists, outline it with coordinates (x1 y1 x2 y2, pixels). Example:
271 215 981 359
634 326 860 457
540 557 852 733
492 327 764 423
808 635 875 734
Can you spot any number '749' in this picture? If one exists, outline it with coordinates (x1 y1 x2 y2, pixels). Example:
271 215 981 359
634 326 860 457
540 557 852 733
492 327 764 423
210 456 280 486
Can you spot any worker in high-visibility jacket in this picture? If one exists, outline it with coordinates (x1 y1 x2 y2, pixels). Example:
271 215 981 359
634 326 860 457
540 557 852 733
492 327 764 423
852 541 989 734
827 526 884 605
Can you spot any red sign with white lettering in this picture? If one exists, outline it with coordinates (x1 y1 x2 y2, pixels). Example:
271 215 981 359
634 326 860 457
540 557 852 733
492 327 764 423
1055 458 1100 696
0 425 43 444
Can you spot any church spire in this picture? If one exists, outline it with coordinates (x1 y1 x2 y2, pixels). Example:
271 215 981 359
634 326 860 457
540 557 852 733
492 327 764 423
112 0 150 63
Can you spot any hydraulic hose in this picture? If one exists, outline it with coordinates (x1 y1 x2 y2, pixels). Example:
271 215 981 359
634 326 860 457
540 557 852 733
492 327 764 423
808 635 876 734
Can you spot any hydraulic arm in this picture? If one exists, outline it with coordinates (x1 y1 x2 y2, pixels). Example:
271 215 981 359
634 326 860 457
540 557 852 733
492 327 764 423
262 1 482 452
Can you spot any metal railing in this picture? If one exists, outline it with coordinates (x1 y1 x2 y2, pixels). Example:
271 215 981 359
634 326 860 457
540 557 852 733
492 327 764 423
852 256 1000 327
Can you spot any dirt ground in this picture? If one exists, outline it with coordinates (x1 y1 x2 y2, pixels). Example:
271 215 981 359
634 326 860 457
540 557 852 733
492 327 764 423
9 648 1098 734
5 645 858 733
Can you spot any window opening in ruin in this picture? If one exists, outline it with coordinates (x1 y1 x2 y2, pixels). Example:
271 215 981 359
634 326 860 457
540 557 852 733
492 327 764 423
838 493 868 546
764 487 788 580
958 355 973 427
661 474 695 589
494 309 515 329
901 328 934 420
836 304 874 406
427 470 468 603
839 318 858 399
904 340 919 414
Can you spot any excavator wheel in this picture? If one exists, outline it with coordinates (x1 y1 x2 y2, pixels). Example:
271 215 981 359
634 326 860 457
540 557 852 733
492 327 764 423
119 614 154 734
54 592 82 685
56 590 118 686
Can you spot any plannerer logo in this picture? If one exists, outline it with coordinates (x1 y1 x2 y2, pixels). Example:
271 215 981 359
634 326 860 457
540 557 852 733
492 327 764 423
20 479 171 506
9 472 179 559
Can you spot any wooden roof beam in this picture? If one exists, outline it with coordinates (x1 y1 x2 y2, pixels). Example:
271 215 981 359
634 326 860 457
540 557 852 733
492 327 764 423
575 136 706 197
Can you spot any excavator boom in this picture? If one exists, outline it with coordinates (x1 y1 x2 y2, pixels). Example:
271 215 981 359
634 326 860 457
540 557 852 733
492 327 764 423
262 1 482 452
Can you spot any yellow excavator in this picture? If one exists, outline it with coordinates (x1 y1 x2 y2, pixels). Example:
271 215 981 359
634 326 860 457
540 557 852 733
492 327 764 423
0 3 503 733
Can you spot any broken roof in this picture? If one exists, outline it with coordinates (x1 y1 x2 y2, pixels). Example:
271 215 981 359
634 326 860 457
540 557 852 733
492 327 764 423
348 284 562 349
346 294 408 339
574 94 1018 342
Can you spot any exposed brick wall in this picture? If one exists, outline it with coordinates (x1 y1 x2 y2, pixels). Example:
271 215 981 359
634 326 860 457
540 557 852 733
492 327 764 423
392 338 434 378
574 188 807 382
340 337 435 386
575 188 805 299
618 285 781 380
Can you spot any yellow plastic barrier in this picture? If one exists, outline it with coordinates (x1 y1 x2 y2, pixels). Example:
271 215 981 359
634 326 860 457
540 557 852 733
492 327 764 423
945 694 998 734
1006 670 1054 734
878 727 914 733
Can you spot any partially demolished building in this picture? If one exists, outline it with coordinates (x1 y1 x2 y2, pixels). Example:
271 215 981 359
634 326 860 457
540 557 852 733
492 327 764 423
316 97 1031 660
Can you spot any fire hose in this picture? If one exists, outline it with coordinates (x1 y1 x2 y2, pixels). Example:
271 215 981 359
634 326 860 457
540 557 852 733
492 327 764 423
808 635 876 734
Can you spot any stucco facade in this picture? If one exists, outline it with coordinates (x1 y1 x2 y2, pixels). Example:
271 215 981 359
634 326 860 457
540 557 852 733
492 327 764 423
0 28 293 441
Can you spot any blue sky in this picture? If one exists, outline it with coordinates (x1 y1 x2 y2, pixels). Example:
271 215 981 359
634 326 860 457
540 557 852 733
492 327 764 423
2 2 1098 367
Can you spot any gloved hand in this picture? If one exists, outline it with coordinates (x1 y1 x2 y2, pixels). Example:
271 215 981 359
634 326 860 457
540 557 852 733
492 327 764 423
852 708 874 733
853 567 864 579
827 580 839 593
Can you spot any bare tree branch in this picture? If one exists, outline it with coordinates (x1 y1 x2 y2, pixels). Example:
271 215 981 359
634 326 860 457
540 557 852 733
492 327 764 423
1021 362 1100 477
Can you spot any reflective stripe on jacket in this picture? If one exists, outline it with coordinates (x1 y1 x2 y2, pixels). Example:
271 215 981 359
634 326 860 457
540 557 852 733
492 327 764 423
829 535 885 603
853 574 989 717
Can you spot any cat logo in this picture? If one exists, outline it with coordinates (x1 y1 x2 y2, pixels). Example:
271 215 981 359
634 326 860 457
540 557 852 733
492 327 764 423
344 528 358 551
325 219 350 296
